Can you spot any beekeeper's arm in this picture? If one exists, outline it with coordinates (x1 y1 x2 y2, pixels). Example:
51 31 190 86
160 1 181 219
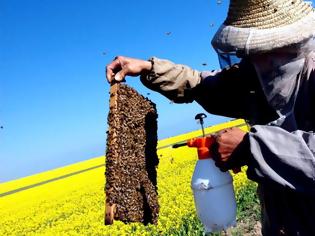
241 125 315 194
217 63 315 194
140 57 256 119
106 56 256 118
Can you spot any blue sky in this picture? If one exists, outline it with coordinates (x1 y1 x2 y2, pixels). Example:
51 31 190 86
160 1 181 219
0 0 249 182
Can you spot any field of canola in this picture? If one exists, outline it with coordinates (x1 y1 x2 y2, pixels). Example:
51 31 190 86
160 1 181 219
0 119 257 236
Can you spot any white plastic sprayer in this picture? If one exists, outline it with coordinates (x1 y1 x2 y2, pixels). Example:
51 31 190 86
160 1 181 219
173 114 237 233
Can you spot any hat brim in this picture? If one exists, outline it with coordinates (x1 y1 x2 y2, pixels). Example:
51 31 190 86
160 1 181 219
212 11 315 56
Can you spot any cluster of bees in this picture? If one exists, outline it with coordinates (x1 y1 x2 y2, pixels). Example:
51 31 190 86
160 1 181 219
105 84 159 225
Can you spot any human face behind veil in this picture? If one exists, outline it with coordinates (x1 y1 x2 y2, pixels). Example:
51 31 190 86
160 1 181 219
249 38 315 114
251 52 305 113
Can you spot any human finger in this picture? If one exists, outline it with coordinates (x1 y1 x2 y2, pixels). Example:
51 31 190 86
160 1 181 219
106 57 122 83
114 68 128 82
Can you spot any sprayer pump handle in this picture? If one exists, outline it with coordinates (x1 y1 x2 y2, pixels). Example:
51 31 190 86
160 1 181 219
194 113 207 123
187 136 215 160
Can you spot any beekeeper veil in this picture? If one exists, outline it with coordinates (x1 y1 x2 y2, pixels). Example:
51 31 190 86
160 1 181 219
211 0 315 128
250 37 315 128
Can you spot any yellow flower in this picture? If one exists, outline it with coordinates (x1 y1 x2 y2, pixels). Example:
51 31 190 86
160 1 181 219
0 119 251 235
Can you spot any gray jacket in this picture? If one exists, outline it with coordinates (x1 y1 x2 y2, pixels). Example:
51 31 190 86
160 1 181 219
140 52 315 235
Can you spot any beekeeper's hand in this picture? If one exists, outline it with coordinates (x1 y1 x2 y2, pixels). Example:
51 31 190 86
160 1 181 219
212 127 248 172
106 56 152 83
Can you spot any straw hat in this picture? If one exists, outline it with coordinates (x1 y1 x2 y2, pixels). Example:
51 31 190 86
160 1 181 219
212 0 315 56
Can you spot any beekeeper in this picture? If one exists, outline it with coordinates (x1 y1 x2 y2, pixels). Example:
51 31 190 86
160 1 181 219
106 0 315 235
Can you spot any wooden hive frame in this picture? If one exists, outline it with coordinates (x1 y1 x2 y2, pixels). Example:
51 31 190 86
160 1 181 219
105 83 159 225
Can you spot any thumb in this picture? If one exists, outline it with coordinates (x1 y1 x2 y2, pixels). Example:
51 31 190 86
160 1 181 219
114 69 127 82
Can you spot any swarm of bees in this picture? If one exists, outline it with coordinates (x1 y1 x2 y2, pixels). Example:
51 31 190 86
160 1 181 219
105 84 159 225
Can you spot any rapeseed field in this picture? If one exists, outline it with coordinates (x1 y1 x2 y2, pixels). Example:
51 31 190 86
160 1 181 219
0 119 258 236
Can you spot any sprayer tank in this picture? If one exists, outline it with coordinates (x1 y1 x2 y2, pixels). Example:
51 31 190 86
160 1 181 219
191 158 237 233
